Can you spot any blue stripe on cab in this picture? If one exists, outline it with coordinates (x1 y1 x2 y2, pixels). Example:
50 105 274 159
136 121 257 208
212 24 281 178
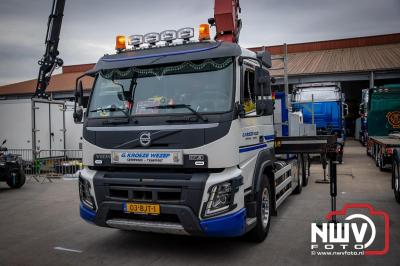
264 135 275 141
239 143 267 153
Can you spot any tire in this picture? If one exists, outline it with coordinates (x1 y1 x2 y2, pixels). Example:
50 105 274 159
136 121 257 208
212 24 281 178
293 157 303 194
375 145 380 167
246 175 272 242
6 168 26 189
393 160 400 204
302 154 309 187
378 153 385 172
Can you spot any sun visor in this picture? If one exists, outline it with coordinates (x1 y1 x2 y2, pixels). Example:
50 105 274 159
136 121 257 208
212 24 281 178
93 42 242 71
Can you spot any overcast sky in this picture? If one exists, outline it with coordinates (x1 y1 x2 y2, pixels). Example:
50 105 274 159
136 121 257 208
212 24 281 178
0 0 399 85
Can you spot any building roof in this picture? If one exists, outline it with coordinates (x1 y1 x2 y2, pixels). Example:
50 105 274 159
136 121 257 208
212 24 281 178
268 43 400 77
251 33 400 55
0 66 94 96
1 33 400 96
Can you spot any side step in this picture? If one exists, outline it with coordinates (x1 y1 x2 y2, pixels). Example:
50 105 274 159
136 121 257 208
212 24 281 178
274 162 294 208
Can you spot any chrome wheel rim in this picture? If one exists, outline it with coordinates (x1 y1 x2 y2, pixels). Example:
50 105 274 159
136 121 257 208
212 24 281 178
261 187 270 228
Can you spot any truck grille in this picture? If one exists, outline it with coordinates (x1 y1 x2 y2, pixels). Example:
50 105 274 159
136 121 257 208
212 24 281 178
107 185 182 203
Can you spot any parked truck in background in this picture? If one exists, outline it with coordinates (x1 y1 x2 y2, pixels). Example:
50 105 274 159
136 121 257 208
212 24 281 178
393 147 400 204
291 82 347 162
358 89 369 146
366 85 400 171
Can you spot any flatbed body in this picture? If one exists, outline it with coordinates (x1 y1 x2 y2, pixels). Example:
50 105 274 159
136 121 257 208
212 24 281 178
369 136 400 147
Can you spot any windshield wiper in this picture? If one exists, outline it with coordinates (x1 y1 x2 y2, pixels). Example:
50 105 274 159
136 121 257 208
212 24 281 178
90 106 130 118
146 104 208 122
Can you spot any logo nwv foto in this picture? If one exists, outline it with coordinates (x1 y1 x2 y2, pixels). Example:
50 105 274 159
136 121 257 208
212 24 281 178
311 203 390 256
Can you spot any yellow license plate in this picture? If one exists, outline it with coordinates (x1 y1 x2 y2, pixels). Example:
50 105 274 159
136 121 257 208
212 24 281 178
124 203 160 215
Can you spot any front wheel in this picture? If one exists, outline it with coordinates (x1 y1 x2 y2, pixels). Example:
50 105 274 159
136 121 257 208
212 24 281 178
246 175 272 242
393 160 400 204
6 168 26 189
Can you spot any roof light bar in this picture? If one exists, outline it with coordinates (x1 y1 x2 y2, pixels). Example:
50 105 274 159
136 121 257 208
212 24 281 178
126 27 198 49
128 35 144 47
177 27 194 41
160 30 177 43
144 32 160 45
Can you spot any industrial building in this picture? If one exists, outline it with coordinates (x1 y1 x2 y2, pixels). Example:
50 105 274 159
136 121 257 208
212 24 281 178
1 33 400 136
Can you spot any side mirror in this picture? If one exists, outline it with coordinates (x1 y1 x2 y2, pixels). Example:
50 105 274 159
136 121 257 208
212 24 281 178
254 67 271 97
359 103 364 115
343 103 349 117
235 102 246 118
75 80 84 106
1 139 6 145
73 107 84 123
256 99 274 116
74 80 84 124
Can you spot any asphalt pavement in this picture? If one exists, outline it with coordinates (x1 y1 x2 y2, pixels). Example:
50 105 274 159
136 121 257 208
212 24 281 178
0 140 399 266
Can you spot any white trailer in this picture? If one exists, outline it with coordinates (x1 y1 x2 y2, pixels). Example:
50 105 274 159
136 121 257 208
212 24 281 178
0 99 65 159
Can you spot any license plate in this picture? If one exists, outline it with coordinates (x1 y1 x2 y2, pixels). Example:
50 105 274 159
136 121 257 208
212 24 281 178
124 203 160 215
111 150 183 165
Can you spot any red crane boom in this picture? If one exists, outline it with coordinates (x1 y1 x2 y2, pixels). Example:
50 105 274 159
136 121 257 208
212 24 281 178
211 0 242 43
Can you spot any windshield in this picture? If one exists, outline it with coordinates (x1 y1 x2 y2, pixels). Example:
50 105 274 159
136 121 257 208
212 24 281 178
292 87 340 103
88 57 234 118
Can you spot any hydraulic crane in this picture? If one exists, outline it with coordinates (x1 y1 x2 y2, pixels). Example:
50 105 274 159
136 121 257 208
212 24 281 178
209 0 242 43
34 0 66 99
32 0 239 99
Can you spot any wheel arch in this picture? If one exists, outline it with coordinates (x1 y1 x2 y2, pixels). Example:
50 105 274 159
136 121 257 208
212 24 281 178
250 148 276 214
251 148 275 194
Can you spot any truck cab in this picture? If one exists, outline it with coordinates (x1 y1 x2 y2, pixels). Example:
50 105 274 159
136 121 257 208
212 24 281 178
366 85 400 170
75 30 305 241
291 83 347 141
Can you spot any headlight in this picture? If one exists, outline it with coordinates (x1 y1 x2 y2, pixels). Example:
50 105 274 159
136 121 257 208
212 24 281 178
203 177 242 218
79 176 96 211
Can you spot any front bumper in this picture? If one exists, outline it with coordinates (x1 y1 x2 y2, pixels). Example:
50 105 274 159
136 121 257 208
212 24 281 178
80 202 246 237
79 169 247 237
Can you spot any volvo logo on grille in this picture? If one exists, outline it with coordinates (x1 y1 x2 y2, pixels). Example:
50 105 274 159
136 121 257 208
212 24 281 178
139 132 151 147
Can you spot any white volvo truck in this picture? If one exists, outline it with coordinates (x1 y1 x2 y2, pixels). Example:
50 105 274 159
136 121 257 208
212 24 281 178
74 30 316 241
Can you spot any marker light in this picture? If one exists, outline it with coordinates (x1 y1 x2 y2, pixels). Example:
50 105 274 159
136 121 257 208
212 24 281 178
116 35 126 50
160 30 177 43
144 32 160 45
177 27 194 41
199 24 210 41
128 35 144 47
